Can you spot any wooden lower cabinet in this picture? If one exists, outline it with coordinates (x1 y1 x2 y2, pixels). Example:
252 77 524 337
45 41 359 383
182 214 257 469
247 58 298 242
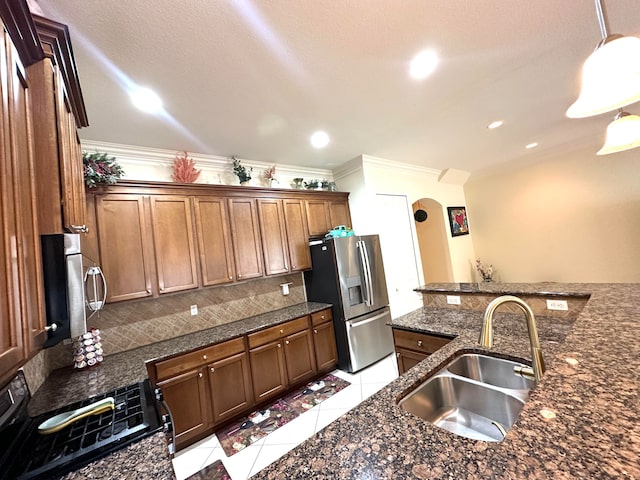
208 351 253 424
249 340 288 403
283 329 316 384
157 368 209 447
149 313 338 451
392 328 452 375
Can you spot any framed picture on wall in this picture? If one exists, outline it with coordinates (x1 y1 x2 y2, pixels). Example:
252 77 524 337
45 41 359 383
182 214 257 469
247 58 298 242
447 206 469 237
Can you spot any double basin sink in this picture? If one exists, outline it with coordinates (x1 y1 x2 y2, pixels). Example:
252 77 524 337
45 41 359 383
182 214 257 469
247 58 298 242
399 353 534 442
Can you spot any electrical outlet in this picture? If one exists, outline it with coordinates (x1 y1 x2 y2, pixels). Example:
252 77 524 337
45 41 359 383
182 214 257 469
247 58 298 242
190 305 198 315
446 295 461 305
546 299 568 311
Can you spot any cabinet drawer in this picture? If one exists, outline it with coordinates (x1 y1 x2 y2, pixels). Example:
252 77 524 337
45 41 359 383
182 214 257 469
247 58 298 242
392 329 451 355
155 337 245 381
311 309 332 327
248 316 309 349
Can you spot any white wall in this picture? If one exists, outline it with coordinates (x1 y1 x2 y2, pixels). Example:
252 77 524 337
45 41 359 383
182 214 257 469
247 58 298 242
465 146 640 282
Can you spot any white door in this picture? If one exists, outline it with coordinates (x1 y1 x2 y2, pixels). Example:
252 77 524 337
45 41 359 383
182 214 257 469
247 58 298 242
374 194 422 318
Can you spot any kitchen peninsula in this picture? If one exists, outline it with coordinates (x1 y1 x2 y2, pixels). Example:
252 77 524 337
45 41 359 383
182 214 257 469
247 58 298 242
256 283 639 479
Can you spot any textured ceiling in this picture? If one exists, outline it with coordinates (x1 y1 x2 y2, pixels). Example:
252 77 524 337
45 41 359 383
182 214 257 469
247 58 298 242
36 0 640 173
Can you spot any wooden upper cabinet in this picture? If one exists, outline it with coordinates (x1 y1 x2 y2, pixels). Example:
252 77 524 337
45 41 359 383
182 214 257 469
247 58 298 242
149 196 198 294
192 196 234 286
305 199 331 237
7 39 46 354
257 199 289 276
282 199 311 271
329 200 351 229
228 198 263 280
96 194 154 302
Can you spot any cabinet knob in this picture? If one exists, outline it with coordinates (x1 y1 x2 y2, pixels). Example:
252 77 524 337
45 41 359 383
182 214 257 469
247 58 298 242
71 224 88 233
285 340 290 345
417 340 423 347
45 323 58 332
210 367 215 373
313 329 318 334
238 274 242 278
203 354 207 360
396 352 401 358
279 329 284 334
198 372 203 378
277 343 282 348
229 276 233 280
320 315 325 320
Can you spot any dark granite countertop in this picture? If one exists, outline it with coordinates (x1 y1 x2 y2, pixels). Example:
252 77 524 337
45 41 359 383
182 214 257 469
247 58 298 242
256 283 640 479
26 302 330 480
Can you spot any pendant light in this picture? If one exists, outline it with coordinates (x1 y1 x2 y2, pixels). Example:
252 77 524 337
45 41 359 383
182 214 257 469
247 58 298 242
597 109 640 155
566 0 640 118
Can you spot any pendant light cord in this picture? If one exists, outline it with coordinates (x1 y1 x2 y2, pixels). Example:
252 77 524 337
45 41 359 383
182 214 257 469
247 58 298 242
595 0 609 39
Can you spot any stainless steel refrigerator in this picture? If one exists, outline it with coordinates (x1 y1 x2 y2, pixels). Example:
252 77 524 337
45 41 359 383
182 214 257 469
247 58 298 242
304 235 394 373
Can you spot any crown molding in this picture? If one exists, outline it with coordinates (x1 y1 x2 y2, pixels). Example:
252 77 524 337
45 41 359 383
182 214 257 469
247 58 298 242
80 140 335 178
361 154 442 178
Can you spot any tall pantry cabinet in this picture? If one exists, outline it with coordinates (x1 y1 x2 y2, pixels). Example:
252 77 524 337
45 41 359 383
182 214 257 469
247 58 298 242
0 1 88 386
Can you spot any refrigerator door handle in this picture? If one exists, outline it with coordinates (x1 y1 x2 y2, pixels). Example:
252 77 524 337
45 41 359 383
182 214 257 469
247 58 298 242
361 240 374 307
356 240 372 306
347 309 389 328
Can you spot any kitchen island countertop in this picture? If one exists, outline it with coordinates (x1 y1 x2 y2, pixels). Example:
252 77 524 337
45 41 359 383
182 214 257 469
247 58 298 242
255 283 640 479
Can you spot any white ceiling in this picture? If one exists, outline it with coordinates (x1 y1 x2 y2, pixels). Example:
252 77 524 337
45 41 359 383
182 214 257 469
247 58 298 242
35 0 640 173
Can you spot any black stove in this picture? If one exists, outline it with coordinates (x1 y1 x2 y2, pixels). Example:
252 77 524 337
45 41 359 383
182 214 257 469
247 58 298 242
0 372 168 480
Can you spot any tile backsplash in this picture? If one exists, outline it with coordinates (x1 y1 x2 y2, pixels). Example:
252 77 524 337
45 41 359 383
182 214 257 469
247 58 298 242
23 273 305 390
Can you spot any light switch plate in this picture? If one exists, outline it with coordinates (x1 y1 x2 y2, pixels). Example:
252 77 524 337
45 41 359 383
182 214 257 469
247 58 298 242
446 295 461 305
546 299 568 311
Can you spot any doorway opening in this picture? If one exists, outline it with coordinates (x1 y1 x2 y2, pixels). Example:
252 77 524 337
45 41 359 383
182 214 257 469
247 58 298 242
412 198 453 283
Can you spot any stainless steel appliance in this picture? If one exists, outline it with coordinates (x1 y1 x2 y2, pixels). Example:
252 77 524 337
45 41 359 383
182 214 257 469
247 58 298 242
0 372 169 479
41 233 88 347
304 235 395 372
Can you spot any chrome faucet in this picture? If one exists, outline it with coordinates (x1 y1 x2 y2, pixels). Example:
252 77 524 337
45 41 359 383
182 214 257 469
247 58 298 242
479 295 546 383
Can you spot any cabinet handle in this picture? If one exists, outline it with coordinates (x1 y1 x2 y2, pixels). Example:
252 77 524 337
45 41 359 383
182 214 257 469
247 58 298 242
320 315 325 320
203 354 207 360
277 343 282 348
45 323 58 332
198 372 203 378
313 329 318 334
146 288 152 294
71 224 88 233
417 340 423 347
285 340 290 345
396 352 401 358
210 367 215 373
279 329 284 334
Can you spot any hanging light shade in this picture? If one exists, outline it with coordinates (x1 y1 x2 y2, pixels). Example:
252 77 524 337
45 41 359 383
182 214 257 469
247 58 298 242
566 0 640 118
597 110 640 155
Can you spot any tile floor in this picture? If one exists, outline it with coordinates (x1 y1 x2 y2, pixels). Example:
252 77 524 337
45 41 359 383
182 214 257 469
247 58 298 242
171 353 399 480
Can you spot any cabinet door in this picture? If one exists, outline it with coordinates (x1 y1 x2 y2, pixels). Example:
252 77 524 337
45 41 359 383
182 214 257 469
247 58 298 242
193 196 234 286
249 340 287 403
313 321 338 372
149 196 198 294
395 348 427 375
0 29 25 380
208 351 253 425
257 199 289 276
283 199 311 271
7 39 46 354
96 194 154 302
158 368 210 448
305 200 331 237
329 200 351 229
284 329 316 385
228 198 263 280
54 68 85 233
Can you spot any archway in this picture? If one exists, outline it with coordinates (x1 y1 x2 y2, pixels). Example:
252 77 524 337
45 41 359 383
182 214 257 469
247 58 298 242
412 198 454 283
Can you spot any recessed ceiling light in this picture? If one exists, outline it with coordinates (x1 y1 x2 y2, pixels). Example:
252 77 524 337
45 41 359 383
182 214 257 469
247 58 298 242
131 86 163 114
310 131 330 149
487 120 504 129
409 49 439 80
525 142 539 149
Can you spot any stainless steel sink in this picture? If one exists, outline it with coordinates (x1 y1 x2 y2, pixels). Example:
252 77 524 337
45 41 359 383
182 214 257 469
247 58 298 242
399 373 526 442
398 353 534 441
446 353 534 393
